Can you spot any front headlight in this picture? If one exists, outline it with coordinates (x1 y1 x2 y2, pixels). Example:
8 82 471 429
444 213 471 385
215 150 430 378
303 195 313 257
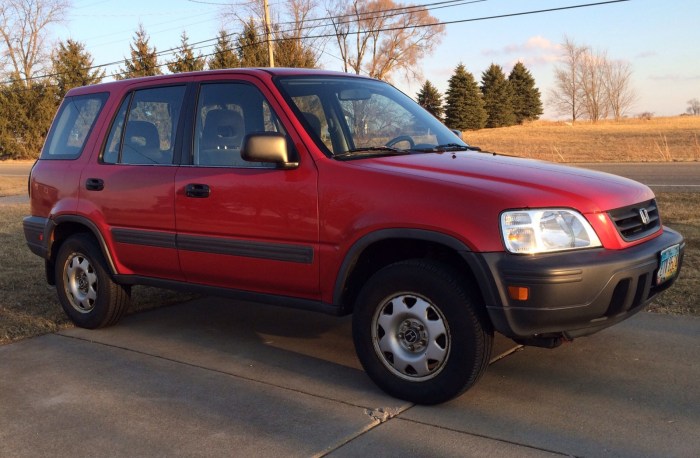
501 209 602 254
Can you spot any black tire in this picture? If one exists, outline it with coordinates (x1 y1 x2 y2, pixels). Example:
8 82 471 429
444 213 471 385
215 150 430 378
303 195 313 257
352 259 493 405
55 234 130 329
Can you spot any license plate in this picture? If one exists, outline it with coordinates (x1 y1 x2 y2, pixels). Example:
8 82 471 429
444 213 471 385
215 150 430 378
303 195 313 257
656 244 680 285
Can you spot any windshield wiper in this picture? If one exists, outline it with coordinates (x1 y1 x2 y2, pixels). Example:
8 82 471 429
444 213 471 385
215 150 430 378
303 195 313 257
411 143 480 153
334 146 408 160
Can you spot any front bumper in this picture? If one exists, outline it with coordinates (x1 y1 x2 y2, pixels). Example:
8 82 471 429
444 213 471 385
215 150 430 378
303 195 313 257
469 227 684 340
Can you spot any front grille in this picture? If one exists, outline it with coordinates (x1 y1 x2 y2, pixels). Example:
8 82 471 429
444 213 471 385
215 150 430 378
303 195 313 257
607 199 660 241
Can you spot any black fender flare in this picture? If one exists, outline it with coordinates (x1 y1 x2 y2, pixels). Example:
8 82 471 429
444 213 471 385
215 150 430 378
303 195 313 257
332 228 476 306
48 215 119 276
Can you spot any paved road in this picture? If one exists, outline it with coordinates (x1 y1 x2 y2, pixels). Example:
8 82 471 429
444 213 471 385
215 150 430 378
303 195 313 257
0 160 33 177
571 162 700 192
0 161 31 203
1 297 698 457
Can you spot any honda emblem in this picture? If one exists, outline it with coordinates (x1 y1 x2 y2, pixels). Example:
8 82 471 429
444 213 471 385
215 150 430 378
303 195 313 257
639 208 650 225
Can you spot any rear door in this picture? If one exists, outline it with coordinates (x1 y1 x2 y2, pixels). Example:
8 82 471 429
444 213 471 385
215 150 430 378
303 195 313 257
80 84 187 280
174 78 320 298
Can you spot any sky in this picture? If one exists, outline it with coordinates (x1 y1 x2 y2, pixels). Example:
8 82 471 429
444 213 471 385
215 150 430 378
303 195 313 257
54 0 700 119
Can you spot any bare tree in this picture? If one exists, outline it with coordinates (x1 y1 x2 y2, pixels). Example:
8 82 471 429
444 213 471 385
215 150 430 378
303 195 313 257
327 0 350 72
687 98 700 115
327 0 445 81
230 0 265 22
285 0 319 43
275 0 324 67
548 37 586 123
549 36 637 123
0 0 69 84
603 58 637 121
578 48 608 122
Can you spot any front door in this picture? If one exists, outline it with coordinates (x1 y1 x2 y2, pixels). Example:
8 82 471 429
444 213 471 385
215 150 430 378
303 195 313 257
174 80 320 299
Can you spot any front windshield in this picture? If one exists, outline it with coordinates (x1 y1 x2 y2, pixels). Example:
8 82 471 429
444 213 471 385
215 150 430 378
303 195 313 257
276 75 468 158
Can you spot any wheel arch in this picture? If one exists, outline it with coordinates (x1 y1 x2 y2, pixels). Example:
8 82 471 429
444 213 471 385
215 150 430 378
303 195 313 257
46 215 118 285
333 229 497 315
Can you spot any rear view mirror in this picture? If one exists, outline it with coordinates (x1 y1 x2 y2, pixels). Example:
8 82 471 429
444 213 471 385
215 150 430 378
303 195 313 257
338 88 372 101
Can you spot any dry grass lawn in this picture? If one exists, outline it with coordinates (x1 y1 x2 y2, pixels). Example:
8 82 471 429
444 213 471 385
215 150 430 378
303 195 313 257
0 176 26 197
466 116 700 163
647 193 699 315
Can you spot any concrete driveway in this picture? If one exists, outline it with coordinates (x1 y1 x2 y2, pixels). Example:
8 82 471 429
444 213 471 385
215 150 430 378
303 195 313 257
1 297 698 457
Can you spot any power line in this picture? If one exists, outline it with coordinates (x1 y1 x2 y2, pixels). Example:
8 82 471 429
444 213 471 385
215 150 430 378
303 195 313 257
6 0 479 85
246 0 477 31
3 0 630 87
150 1 481 57
171 1 486 59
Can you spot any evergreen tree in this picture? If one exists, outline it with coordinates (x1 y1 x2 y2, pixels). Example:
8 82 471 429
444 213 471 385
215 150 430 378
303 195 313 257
0 75 57 159
167 31 206 73
508 62 543 124
208 29 240 70
480 64 516 128
274 33 317 68
116 24 162 79
235 19 316 69
238 18 268 67
51 39 105 99
444 64 486 131
417 80 443 119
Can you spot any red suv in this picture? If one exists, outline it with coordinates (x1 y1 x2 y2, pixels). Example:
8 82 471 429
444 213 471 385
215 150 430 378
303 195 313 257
24 69 684 404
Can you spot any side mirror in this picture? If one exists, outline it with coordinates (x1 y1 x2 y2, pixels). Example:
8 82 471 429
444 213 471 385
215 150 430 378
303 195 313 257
241 133 299 169
450 129 463 140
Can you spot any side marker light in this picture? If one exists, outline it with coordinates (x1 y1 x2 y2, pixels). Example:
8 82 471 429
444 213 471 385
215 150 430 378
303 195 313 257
508 286 529 301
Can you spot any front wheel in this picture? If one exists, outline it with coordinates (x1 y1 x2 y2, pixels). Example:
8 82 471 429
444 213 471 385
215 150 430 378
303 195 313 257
55 234 130 329
352 260 493 404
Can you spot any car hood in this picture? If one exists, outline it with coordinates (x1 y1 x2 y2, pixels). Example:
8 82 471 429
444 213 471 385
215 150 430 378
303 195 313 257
352 151 654 214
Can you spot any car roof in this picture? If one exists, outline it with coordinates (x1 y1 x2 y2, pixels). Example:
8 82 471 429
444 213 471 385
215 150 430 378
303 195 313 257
65 68 375 96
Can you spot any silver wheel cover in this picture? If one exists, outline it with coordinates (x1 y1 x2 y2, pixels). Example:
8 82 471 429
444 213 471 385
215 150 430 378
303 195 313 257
371 293 450 381
63 252 98 314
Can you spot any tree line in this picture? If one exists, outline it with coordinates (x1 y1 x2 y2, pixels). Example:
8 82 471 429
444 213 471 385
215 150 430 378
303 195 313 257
417 61 543 130
0 1 645 160
1 0 450 159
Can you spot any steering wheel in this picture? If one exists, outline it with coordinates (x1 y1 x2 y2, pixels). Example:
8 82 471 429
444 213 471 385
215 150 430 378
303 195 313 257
385 135 415 149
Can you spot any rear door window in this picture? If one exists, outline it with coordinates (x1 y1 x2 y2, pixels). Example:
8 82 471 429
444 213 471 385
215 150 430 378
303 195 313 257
41 93 108 159
102 85 186 165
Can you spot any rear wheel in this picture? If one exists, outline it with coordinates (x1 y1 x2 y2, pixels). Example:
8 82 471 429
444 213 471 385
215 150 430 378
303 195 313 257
352 259 493 404
55 234 130 329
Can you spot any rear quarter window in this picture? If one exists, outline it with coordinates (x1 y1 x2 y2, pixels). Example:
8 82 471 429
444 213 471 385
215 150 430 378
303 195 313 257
40 92 109 160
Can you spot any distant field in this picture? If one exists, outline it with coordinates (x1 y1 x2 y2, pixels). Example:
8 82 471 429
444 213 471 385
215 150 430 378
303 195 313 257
465 116 700 163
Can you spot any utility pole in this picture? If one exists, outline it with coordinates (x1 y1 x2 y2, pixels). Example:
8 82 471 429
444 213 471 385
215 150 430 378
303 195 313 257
263 0 275 67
